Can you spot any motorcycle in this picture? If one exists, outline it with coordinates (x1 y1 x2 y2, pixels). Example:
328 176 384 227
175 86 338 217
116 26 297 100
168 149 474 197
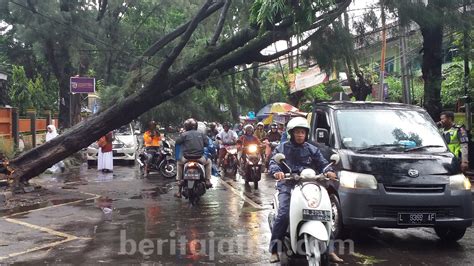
181 157 208 205
221 144 238 177
264 140 280 168
241 143 264 189
137 139 177 178
268 153 339 266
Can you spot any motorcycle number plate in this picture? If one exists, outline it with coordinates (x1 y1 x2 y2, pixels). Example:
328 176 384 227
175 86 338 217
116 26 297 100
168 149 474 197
397 213 436 225
184 172 201 180
302 209 331 222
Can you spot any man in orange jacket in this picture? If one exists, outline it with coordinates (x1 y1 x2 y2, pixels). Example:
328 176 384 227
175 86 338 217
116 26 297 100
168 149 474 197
143 121 161 176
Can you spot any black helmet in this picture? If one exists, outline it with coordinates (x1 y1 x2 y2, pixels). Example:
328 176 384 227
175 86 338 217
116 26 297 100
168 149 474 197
223 122 231 128
270 123 278 129
184 118 197 131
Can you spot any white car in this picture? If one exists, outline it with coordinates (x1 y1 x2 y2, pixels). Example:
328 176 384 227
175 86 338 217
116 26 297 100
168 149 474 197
87 124 139 164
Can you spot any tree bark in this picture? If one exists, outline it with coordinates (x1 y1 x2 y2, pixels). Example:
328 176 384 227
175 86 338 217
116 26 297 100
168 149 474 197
8 0 351 185
229 69 240 121
421 24 443 120
209 0 231 46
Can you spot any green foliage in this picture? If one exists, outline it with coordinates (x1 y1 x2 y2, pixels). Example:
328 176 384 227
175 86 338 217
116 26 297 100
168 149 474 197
250 0 334 33
8 65 58 115
441 62 474 108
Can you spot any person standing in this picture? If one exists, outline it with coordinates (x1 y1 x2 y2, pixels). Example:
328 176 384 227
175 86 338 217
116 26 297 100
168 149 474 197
45 125 65 173
98 131 114 173
439 111 470 172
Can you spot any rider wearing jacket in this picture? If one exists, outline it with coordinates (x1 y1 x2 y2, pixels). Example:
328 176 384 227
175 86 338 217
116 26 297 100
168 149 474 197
268 117 342 263
143 121 161 176
175 118 212 198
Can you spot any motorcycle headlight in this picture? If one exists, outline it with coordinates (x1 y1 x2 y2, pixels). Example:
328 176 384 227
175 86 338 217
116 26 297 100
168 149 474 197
340 170 378 189
449 174 471 190
301 184 322 208
247 145 258 153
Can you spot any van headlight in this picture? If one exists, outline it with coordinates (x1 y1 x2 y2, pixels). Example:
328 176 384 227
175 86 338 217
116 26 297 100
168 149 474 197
449 174 471 190
340 170 378 189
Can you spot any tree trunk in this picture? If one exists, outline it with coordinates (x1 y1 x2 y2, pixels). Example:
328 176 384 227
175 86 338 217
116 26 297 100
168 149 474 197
421 24 443 120
8 0 351 185
229 69 240 121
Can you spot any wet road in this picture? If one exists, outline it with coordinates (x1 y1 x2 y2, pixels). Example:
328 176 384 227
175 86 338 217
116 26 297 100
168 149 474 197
0 164 473 265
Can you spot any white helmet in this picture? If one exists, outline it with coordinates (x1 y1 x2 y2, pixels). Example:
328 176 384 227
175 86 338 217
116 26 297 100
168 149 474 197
197 121 207 133
244 124 254 133
286 117 310 140
257 122 264 127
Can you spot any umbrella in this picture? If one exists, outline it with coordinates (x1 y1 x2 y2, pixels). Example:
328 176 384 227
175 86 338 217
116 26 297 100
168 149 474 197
256 102 299 119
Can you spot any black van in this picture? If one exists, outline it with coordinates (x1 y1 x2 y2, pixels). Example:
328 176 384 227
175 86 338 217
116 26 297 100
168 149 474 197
309 101 472 241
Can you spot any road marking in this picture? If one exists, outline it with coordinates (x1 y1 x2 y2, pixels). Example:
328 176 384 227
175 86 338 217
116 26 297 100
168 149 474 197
0 217 91 261
4 218 90 240
0 192 100 261
6 195 100 218
217 178 264 209
0 237 75 261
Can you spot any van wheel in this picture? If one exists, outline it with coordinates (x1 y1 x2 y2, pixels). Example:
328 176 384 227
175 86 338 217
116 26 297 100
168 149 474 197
434 227 466 242
330 194 346 239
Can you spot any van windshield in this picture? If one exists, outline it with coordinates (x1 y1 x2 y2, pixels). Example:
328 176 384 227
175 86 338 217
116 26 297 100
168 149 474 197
336 109 447 152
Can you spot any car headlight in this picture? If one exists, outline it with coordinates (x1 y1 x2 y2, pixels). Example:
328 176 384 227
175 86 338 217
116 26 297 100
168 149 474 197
247 144 258 153
449 174 471 190
301 184 322 208
340 170 378 189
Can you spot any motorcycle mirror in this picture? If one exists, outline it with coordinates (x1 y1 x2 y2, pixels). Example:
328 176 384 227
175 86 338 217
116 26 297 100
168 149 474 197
330 154 340 164
273 153 286 164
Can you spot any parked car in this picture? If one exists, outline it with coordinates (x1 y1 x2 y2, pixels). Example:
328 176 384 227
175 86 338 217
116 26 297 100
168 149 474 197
309 101 472 242
87 124 139 164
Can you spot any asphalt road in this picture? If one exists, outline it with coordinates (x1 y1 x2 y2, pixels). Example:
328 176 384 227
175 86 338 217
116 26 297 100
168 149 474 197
0 164 473 265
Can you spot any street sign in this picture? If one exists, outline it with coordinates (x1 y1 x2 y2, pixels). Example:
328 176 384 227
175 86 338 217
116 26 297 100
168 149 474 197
70 77 95 93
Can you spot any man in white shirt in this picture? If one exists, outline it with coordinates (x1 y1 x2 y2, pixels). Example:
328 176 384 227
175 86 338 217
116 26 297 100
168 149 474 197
216 122 238 167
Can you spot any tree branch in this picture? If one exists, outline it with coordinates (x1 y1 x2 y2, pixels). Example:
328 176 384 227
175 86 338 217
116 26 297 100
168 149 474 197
253 2 347 63
142 1 224 57
154 0 214 77
209 0 232 46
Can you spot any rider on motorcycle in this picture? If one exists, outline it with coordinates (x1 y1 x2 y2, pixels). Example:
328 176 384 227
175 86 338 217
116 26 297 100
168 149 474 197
267 123 282 142
254 122 267 141
268 117 342 263
143 121 161 175
238 124 261 159
217 122 238 167
175 118 212 198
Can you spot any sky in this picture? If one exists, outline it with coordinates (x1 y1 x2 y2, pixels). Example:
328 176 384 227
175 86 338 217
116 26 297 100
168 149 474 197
261 0 380 55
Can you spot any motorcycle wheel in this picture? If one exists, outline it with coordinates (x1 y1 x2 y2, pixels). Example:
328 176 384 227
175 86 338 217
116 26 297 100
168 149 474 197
254 181 258 189
160 159 177 179
305 235 321 266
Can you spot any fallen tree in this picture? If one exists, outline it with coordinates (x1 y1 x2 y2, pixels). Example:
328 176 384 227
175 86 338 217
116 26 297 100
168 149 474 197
8 0 351 187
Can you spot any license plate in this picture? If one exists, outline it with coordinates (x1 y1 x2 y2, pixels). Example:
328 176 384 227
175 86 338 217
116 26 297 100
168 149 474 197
398 213 436 225
184 173 201 180
302 209 331 221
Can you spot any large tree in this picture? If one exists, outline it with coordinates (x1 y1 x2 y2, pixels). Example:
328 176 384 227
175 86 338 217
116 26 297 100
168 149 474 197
6 0 351 187
385 0 467 119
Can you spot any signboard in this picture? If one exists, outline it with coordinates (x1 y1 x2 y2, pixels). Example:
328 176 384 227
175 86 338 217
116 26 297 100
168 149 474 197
291 66 328 94
70 77 95 93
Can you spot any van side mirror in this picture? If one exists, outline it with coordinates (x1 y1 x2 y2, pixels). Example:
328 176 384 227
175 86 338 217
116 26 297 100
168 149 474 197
134 130 141 135
315 128 329 145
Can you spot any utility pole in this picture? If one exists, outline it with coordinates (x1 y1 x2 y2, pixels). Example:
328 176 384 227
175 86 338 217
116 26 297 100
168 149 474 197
379 3 387 101
399 24 411 104
463 0 471 130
